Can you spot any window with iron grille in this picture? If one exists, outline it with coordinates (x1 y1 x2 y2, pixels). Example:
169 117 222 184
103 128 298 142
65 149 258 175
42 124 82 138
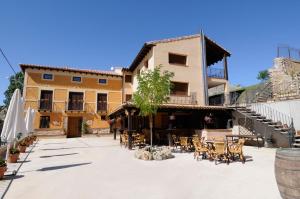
40 116 50 128
97 93 107 111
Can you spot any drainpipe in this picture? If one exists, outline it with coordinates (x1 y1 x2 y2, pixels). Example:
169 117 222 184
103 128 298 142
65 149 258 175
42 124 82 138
200 30 209 105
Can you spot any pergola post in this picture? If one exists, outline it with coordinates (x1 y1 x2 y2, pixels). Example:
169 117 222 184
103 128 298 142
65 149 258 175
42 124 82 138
126 108 135 150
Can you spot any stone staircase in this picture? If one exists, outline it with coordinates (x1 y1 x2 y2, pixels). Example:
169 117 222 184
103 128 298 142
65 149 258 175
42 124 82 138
233 104 295 148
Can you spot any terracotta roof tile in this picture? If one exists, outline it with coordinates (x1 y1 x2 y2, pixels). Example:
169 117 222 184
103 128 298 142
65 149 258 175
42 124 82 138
20 64 122 77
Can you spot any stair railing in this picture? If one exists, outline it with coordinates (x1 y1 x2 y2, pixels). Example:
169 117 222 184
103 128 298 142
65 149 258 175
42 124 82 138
249 103 293 127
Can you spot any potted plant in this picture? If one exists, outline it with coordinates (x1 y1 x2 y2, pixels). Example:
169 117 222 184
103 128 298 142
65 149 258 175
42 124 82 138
18 140 27 153
25 137 30 147
8 148 20 163
0 158 7 179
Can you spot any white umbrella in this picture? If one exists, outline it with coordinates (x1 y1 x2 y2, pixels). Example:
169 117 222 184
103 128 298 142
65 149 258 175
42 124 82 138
25 107 35 135
1 89 27 159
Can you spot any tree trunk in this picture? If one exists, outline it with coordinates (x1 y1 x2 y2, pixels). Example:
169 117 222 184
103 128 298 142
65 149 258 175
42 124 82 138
149 114 153 148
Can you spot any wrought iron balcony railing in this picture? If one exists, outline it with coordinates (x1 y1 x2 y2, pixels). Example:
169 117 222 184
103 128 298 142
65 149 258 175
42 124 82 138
207 67 225 79
39 99 53 111
167 94 197 105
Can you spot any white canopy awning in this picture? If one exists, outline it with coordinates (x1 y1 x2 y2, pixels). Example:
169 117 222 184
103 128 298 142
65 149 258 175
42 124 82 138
1 89 27 142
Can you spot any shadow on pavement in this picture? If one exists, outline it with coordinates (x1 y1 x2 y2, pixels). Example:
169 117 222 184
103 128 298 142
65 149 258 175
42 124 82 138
43 142 67 145
3 175 24 181
37 162 92 171
40 153 78 158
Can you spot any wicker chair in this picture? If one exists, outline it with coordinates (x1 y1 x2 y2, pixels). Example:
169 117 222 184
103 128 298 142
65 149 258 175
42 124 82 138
172 134 180 148
133 134 145 148
211 142 229 165
192 139 208 160
228 139 245 163
121 134 128 148
179 137 190 152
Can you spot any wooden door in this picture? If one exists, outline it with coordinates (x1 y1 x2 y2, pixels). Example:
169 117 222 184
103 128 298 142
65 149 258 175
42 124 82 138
67 117 82 138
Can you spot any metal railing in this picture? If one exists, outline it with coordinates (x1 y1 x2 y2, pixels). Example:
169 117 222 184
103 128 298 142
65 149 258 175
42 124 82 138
39 99 53 111
167 94 197 105
249 103 293 127
66 100 84 111
207 67 225 79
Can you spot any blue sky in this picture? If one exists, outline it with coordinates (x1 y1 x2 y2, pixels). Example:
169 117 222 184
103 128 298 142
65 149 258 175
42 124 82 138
0 0 300 105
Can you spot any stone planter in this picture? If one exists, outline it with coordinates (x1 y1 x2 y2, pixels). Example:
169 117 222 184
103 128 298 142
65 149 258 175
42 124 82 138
18 145 26 153
275 148 300 199
0 166 7 179
135 146 174 161
8 153 19 163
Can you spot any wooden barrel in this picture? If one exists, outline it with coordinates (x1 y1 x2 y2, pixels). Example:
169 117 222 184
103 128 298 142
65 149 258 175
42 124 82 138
275 148 300 199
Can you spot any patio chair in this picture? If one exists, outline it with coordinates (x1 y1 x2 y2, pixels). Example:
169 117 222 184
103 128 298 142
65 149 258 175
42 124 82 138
211 142 229 165
121 134 128 148
133 134 146 148
179 137 190 152
192 139 208 160
172 134 180 148
228 138 245 163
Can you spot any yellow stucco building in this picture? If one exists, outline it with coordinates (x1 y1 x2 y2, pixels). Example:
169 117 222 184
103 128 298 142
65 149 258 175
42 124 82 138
21 64 123 137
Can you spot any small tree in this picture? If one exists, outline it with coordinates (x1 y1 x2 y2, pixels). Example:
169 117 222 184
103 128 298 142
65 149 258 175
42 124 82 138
133 66 174 147
257 70 269 82
3 72 24 107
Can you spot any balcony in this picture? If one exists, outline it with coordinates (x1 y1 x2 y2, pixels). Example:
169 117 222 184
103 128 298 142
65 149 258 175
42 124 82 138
38 99 53 112
66 100 84 112
207 67 225 79
97 102 107 114
167 94 197 105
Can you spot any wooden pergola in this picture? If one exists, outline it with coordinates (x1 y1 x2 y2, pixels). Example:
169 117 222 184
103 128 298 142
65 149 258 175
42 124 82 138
109 103 233 149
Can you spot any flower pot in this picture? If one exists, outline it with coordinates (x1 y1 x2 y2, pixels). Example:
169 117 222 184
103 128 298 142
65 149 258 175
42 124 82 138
18 145 26 153
0 166 7 179
8 153 19 163
275 148 300 199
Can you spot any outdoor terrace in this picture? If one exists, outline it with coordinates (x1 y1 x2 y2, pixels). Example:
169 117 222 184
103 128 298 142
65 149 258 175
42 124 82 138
3 136 280 199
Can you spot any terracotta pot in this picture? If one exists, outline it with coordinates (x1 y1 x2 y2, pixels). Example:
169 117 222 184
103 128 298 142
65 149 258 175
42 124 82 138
8 153 19 163
25 141 30 147
18 145 26 153
0 166 7 179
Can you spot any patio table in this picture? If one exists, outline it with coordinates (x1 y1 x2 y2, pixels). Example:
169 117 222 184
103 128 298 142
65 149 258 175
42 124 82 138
226 134 263 148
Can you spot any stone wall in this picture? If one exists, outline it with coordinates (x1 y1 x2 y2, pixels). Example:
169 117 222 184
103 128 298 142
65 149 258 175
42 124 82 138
269 58 300 100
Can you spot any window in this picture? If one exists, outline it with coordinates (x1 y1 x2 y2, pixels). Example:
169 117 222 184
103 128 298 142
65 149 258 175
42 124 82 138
169 53 187 65
137 69 141 75
125 75 132 83
170 82 188 96
42 74 53 80
72 76 81 82
101 115 106 120
125 94 132 101
68 92 84 110
39 90 53 110
40 116 50 128
99 79 107 84
97 93 107 111
144 60 148 68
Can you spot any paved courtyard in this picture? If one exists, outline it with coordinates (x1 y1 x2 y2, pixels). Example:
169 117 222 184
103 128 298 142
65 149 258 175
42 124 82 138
4 136 280 199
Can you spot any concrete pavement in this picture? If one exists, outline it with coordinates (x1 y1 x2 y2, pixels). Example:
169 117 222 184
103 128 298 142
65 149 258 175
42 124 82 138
4 137 281 199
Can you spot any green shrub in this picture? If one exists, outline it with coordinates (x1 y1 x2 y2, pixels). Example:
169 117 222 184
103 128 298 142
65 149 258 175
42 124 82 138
0 158 6 167
10 148 20 154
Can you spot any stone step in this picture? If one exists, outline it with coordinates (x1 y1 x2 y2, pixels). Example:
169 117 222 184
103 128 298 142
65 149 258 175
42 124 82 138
293 143 300 148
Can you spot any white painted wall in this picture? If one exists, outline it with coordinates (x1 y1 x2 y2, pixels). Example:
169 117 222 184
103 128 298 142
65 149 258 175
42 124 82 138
260 99 300 131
